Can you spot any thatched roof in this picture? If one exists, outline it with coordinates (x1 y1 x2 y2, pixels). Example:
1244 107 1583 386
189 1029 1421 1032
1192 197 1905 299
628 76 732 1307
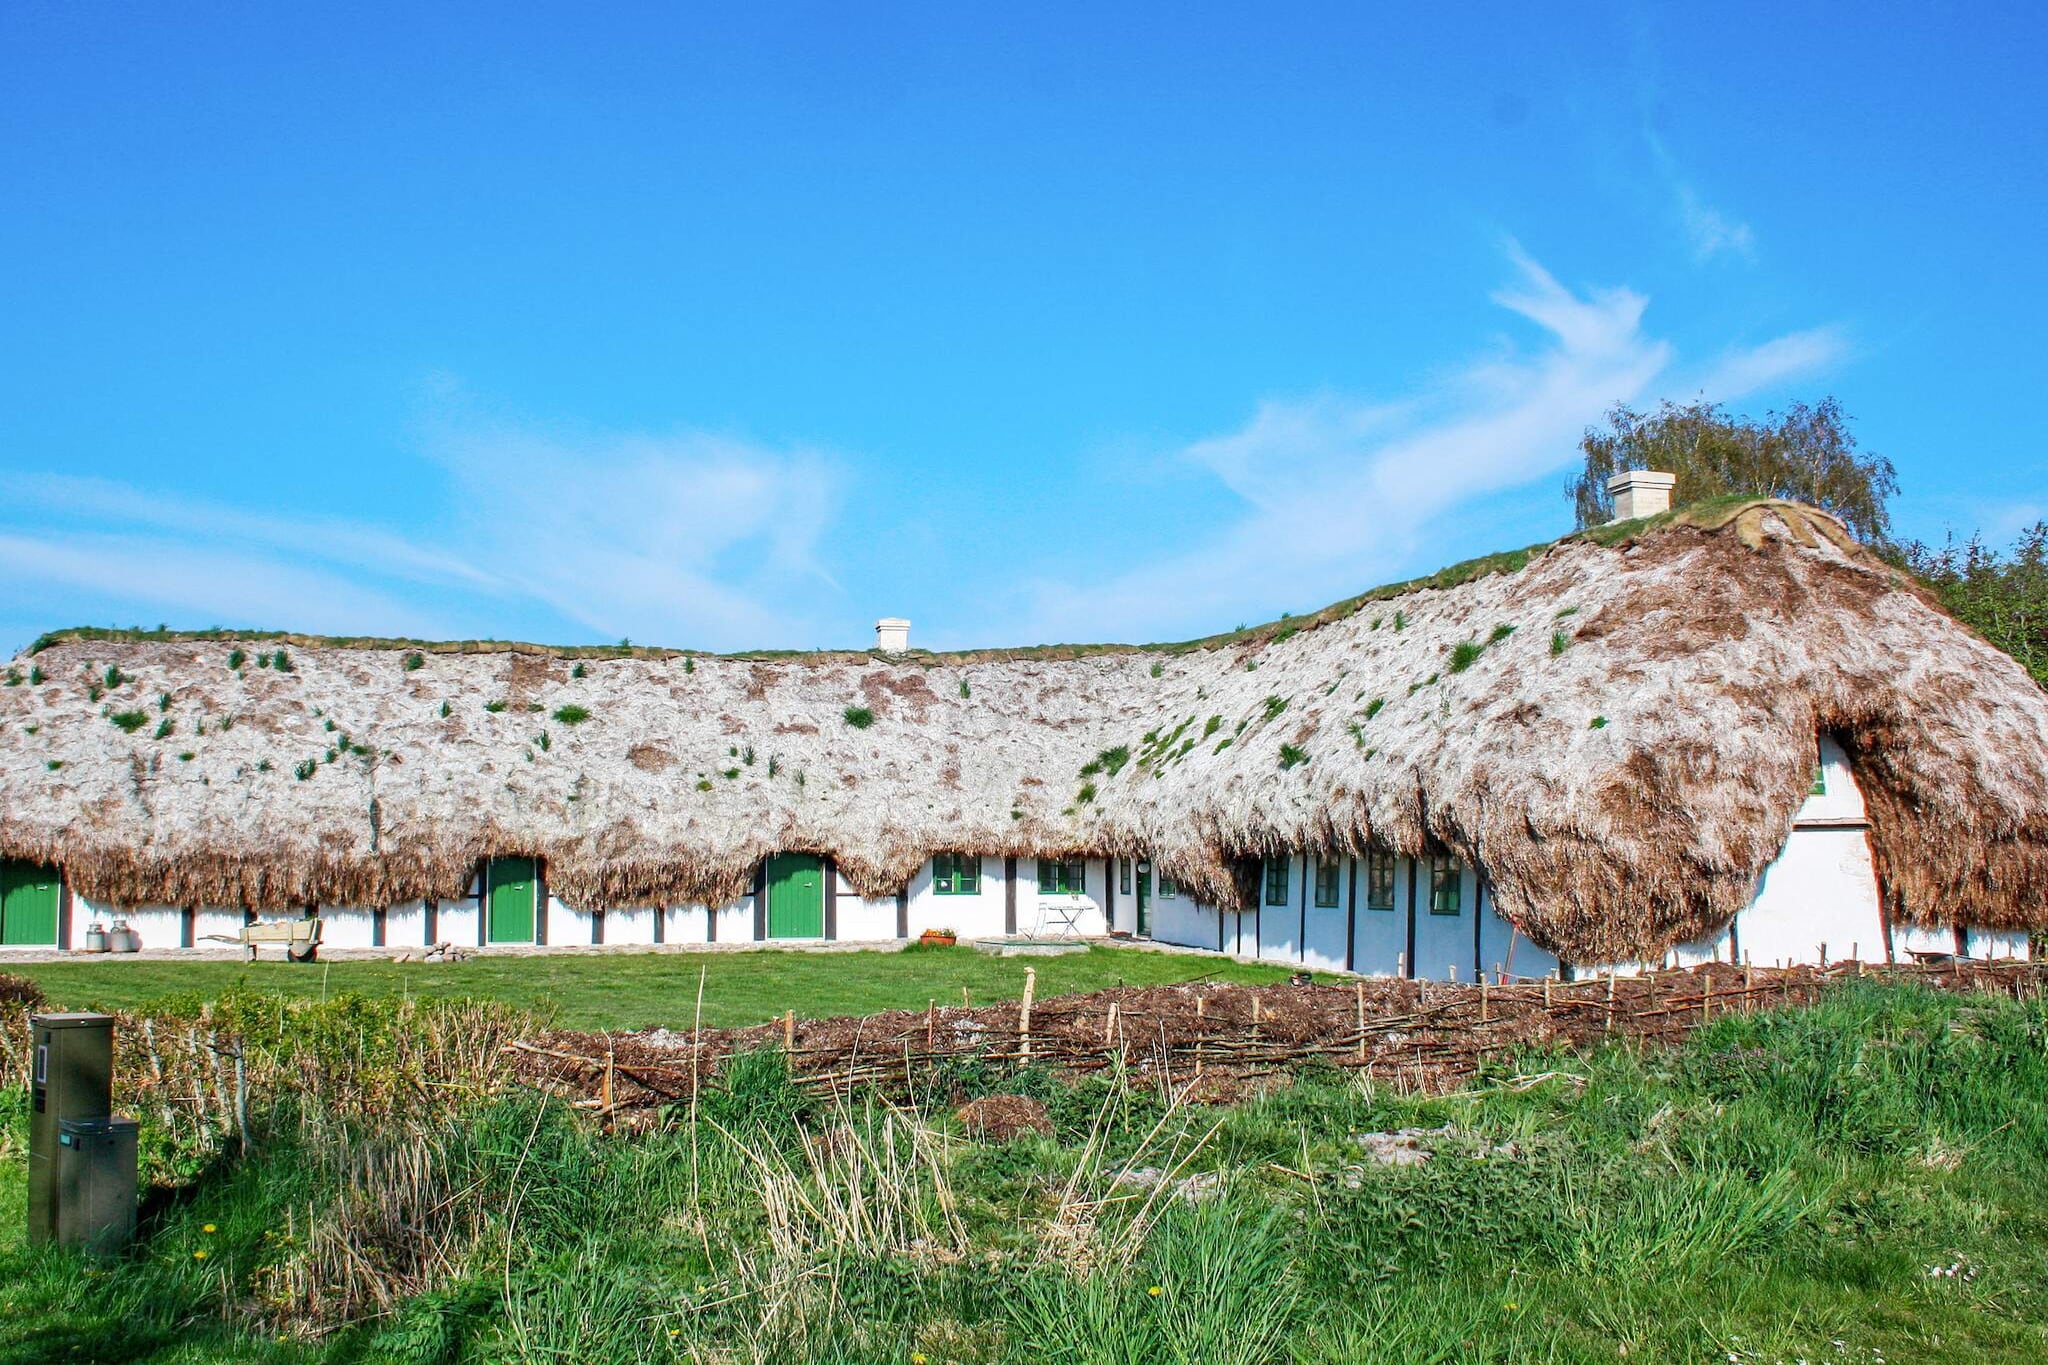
4 498 2046 962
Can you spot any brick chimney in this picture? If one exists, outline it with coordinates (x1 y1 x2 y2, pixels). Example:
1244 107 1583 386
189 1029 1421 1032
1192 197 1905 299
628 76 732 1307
875 618 910 653
1606 470 1676 523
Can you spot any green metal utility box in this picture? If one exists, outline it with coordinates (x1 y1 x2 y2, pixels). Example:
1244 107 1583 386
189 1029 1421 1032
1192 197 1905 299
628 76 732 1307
28 1013 116 1246
55 1118 139 1253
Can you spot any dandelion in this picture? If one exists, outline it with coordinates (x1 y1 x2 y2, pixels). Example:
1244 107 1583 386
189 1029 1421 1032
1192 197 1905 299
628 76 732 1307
1147 1285 1163 1297
192 1249 208 1260
912 1355 928 1364
202 1223 216 1233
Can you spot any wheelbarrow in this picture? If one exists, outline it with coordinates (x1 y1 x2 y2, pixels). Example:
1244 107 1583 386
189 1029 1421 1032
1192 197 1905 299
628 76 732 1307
206 917 323 962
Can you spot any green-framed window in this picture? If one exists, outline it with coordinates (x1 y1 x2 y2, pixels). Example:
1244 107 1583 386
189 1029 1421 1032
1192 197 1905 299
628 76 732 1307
1264 857 1291 906
1119 858 1132 894
933 853 980 895
1159 874 1177 899
1365 851 1396 910
1809 764 1827 797
1038 859 1085 895
1314 858 1341 908
1428 855 1462 915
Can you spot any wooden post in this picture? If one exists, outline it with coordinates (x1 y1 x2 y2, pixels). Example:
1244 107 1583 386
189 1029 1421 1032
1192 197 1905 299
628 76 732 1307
926 999 936 1051
1195 994 1206 1078
1479 976 1489 1024
962 986 971 1008
1604 972 1616 1035
1103 1001 1119 1045
1702 972 1712 1022
1019 967 1036 1060
1542 976 1552 1010
1355 980 1367 1062
783 1009 795 1050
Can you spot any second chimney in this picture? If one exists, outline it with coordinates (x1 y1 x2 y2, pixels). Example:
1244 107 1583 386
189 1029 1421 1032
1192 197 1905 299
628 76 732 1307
875 618 911 653
1606 469 1677 523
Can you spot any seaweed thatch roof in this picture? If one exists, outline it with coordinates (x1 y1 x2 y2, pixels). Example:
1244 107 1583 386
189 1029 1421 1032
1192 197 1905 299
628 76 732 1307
4 498 2046 963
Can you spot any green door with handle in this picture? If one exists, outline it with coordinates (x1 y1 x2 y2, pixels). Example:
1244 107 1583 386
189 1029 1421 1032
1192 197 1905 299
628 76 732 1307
1136 865 1152 938
486 858 537 943
765 854 825 938
0 860 60 946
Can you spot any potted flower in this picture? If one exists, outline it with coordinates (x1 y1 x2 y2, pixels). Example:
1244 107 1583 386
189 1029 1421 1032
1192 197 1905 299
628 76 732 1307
920 927 958 947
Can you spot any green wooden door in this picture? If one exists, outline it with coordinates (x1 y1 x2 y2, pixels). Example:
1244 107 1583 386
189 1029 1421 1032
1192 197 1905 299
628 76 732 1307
1136 867 1152 938
486 858 537 943
0 860 60 946
765 854 825 938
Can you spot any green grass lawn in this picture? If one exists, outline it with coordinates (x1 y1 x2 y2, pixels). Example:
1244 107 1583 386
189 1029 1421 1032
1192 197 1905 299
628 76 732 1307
3 943 1301 1030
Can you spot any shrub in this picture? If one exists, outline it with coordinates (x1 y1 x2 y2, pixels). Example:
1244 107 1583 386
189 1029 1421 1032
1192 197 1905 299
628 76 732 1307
843 705 875 729
552 704 591 725
109 709 149 733
404 652 425 671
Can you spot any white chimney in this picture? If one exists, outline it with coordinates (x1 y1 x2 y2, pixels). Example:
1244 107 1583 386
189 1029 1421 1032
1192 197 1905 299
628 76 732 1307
875 618 910 653
1606 469 1676 523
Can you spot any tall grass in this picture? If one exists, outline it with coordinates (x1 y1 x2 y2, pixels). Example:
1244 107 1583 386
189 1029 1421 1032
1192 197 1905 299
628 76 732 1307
5 978 2048 1362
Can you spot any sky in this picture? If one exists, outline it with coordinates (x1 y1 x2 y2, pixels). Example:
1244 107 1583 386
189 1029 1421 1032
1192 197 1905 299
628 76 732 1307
3 2 2044 655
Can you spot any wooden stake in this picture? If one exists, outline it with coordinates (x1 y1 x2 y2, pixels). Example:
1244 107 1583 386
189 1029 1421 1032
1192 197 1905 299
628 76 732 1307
1103 1001 1119 1044
1354 980 1367 1062
783 1009 795 1049
1479 977 1489 1024
1195 995 1206 1078
1019 967 1036 1060
1702 972 1712 1022
962 986 971 1008
1542 976 1552 1009
1604 972 1616 1034
926 999 936 1050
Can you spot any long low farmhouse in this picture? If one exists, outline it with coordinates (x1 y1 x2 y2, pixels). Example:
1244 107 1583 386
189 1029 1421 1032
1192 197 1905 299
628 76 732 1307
2 482 2043 976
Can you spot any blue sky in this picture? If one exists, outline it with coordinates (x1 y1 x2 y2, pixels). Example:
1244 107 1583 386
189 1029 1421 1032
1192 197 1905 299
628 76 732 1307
3 2 2043 655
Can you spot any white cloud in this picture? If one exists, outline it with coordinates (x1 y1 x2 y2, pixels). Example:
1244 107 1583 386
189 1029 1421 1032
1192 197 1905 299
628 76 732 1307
1647 131 1756 264
0 422 848 652
425 421 844 647
1674 183 1756 263
0 531 447 638
1009 246 1840 643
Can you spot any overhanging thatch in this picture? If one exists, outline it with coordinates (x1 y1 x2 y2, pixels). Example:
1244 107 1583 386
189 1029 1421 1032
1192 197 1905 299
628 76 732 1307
4 498 2046 963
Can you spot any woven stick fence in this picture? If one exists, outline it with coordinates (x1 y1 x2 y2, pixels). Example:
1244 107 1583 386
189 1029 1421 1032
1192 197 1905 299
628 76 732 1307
507 958 2048 1116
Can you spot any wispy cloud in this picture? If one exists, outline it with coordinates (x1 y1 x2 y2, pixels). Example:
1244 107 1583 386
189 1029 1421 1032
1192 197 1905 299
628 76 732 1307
0 421 847 652
425 419 844 646
1647 130 1756 263
1007 246 1841 643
